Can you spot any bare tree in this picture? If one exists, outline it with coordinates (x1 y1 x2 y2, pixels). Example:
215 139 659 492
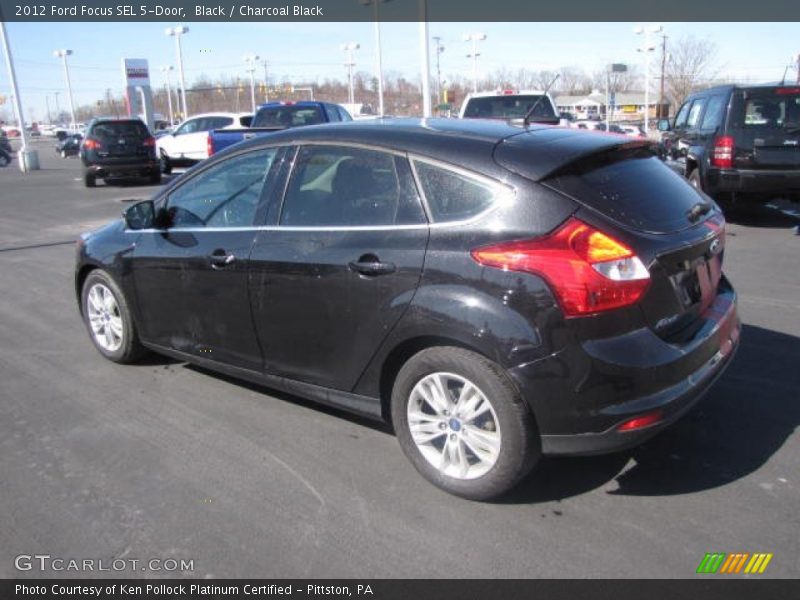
665 35 720 108
591 65 643 93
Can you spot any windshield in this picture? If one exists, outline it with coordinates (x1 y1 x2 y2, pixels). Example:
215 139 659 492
462 95 557 120
252 105 324 128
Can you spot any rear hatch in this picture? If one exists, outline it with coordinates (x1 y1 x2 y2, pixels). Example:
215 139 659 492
729 86 800 169
497 136 726 341
90 120 152 162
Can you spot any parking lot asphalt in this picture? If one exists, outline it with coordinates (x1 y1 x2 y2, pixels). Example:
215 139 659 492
0 139 798 579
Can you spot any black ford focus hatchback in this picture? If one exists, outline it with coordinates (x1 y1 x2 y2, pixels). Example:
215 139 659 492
75 119 740 499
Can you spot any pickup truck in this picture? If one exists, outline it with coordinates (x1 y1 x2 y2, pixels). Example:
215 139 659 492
208 101 353 156
156 112 251 174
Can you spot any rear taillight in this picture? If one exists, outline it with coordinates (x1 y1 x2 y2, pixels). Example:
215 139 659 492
206 133 215 157
711 135 735 168
142 136 156 148
471 217 650 317
617 409 664 432
776 87 800 95
83 138 102 150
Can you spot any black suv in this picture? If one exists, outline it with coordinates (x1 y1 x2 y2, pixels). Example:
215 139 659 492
658 83 800 203
80 118 161 187
75 119 739 500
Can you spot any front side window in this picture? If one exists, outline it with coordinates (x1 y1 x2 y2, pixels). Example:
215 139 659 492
673 101 692 128
165 148 278 228
413 160 500 223
280 146 426 227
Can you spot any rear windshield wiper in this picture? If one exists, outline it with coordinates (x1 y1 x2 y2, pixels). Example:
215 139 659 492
686 201 712 222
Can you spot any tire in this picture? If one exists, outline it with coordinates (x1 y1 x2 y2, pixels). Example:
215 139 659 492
81 270 148 364
149 170 162 185
391 347 540 500
160 151 172 175
688 169 703 191
84 172 96 187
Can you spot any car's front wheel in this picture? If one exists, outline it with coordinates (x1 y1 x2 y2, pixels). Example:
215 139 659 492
391 347 539 500
81 270 147 363
160 151 172 174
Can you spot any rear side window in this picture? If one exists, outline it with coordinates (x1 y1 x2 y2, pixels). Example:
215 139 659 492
545 147 706 234
91 120 149 141
686 99 706 129
205 117 234 130
700 96 727 131
413 161 500 222
280 146 426 227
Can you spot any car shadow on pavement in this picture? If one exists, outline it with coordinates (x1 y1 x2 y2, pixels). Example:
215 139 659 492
722 201 800 228
499 323 800 504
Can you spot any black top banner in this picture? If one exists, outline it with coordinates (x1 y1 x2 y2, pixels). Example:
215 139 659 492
3 579 799 600
1 0 799 22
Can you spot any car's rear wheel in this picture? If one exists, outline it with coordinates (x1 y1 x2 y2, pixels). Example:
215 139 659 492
391 347 539 500
81 270 147 364
149 170 162 185
84 171 96 187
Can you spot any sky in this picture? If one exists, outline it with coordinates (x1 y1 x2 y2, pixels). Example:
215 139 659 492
1 21 798 122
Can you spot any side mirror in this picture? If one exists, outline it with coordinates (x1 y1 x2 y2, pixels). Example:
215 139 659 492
657 119 671 132
123 200 156 230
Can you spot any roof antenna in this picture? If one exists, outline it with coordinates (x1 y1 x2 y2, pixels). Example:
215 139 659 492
523 73 560 127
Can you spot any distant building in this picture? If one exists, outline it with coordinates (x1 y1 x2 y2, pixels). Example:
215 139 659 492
555 90 670 122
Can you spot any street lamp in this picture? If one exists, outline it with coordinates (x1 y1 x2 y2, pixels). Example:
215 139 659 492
243 54 260 113
165 25 189 120
53 49 76 131
359 0 390 117
341 42 360 106
634 24 662 134
160 66 175 126
463 32 486 93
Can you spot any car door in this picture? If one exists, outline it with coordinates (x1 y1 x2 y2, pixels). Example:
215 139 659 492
130 146 286 371
248 144 429 391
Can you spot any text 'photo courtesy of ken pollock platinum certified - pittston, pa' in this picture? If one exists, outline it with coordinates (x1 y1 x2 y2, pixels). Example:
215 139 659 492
14 584 371 596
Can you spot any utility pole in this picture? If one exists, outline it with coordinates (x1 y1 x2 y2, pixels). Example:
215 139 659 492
261 59 270 102
45 95 51 124
432 36 444 104
658 35 668 119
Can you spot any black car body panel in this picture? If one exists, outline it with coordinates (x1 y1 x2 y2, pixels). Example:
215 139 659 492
76 118 739 458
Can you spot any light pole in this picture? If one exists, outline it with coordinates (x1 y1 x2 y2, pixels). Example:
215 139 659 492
359 0 389 117
2 20 39 171
243 54 260 113
165 26 189 120
54 91 60 123
635 24 662 134
463 32 487 93
606 63 627 130
341 42 360 106
261 59 270 102
53 49 76 131
160 66 175 125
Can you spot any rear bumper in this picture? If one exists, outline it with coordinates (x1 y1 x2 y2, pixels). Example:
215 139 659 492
85 161 159 178
706 167 800 195
509 279 741 456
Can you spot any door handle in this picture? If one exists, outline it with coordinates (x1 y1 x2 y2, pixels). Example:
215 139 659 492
348 260 396 276
209 250 236 269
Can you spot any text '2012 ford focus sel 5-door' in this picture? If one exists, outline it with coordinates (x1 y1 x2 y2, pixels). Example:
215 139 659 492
75 119 740 500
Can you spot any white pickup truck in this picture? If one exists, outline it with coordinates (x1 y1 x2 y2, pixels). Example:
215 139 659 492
459 90 562 125
156 112 252 173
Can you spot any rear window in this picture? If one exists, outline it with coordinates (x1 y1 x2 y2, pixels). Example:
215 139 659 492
90 120 149 140
462 95 557 120
545 147 707 234
413 161 500 222
253 106 324 128
733 89 800 130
